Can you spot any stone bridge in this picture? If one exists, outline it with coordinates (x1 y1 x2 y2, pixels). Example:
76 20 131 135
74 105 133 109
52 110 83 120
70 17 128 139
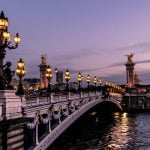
0 90 123 149
22 92 122 150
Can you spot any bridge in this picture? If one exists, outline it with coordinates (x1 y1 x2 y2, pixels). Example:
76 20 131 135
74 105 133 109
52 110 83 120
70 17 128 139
0 90 122 149
25 91 122 149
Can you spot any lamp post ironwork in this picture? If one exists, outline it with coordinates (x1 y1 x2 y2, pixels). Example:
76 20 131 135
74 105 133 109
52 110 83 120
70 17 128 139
46 65 53 93
0 11 21 90
94 76 97 90
77 72 82 91
94 76 97 94
86 74 90 91
65 69 70 92
16 58 25 95
99 78 102 92
55 67 58 84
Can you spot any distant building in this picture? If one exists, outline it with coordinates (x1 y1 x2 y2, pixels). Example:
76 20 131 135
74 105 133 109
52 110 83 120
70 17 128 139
12 78 40 91
134 72 141 85
56 71 63 85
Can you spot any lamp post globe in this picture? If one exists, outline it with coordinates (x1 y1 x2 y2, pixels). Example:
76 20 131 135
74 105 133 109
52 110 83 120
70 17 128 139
16 58 25 95
99 78 102 91
65 69 70 91
0 11 21 90
46 65 53 93
94 76 97 87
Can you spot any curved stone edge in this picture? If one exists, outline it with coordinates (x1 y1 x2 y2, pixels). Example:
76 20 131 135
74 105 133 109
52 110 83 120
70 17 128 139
33 97 102 150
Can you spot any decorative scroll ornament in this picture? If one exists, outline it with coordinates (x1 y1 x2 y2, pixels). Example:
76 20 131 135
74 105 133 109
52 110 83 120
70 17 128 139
61 107 69 117
52 110 61 120
75 102 80 109
26 119 37 129
68 105 75 113
26 111 40 129
40 115 49 124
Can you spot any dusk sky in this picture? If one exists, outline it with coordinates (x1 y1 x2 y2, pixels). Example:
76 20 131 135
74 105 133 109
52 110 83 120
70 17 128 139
2 0 150 84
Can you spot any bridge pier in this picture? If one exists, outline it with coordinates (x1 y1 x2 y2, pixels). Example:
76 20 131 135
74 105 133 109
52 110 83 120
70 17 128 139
0 90 22 120
123 94 150 111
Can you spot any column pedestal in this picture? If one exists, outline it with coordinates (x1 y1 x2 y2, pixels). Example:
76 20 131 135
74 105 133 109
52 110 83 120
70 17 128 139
0 90 22 120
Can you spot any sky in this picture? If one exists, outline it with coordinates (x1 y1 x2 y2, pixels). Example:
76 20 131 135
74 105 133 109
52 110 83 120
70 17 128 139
1 0 150 84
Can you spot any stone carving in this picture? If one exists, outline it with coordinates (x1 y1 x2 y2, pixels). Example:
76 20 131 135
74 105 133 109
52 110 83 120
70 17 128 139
0 61 14 90
4 62 15 85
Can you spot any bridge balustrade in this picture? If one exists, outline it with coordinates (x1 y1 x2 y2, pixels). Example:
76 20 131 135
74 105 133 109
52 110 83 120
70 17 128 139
23 92 100 108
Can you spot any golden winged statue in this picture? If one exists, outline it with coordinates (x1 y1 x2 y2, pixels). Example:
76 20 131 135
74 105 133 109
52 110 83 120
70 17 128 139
125 53 134 63
41 54 47 64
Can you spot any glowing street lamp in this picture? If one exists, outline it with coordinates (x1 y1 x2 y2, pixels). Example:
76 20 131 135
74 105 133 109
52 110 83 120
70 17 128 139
16 58 25 95
65 69 70 91
94 76 97 87
86 74 90 90
99 78 102 91
46 65 53 93
0 11 21 89
55 68 58 74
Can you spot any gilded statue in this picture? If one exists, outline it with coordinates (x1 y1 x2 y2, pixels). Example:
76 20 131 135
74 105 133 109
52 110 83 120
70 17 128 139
125 53 134 63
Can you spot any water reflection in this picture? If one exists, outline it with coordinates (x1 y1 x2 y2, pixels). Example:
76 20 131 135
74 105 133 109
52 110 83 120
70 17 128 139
49 112 150 150
107 112 130 149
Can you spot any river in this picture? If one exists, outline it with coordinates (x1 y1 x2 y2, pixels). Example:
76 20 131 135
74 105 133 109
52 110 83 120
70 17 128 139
49 111 150 150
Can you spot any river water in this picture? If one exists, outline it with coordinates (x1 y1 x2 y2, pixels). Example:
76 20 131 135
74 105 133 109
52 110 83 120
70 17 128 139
49 111 150 150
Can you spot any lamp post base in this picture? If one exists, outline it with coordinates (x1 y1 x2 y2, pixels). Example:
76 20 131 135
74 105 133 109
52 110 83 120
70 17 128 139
16 82 24 96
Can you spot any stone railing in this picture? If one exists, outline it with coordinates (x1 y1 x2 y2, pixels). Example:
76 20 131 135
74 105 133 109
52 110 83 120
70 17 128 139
22 92 97 108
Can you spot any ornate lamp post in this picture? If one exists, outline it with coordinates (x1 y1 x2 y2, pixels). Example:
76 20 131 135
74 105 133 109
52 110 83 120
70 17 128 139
65 69 70 91
16 58 25 95
55 67 58 84
94 76 97 94
99 78 102 92
86 74 90 90
46 65 53 93
77 72 82 91
55 68 58 74
94 76 97 88
0 11 21 90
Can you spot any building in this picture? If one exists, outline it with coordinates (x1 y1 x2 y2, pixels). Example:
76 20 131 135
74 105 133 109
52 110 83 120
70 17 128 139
12 78 40 91
56 71 63 85
134 72 141 85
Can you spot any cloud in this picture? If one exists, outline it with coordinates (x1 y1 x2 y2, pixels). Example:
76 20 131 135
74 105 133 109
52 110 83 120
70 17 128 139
53 47 100 62
118 42 150 53
136 60 150 64
108 59 150 68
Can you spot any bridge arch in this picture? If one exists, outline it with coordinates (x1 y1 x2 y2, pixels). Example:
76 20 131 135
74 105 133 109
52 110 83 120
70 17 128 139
34 96 122 150
94 99 123 112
